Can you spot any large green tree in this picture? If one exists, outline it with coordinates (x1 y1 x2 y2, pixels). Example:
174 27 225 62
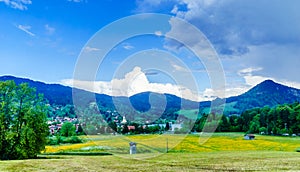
60 122 75 137
0 81 48 160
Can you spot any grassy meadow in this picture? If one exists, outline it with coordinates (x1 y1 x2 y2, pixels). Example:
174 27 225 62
1 133 300 171
44 133 300 154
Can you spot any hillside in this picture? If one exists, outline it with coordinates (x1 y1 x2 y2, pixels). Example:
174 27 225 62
0 76 73 105
0 76 199 120
1 76 300 116
222 80 300 115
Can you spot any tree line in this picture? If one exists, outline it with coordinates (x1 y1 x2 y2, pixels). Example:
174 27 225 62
192 102 300 135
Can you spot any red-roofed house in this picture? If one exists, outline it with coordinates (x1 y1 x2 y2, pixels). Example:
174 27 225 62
127 126 135 131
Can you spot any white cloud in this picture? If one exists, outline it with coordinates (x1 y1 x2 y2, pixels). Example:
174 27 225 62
238 67 262 77
237 67 270 88
164 17 216 60
135 0 164 12
171 5 178 14
45 24 55 35
84 46 100 53
155 0 220 21
244 75 271 88
172 63 189 72
122 43 134 50
0 0 32 10
241 74 300 92
17 24 35 36
202 65 300 99
170 0 300 56
67 0 83 2
281 81 300 90
62 66 203 101
203 86 257 100
228 66 300 97
241 44 300 83
64 65 300 101
154 30 163 36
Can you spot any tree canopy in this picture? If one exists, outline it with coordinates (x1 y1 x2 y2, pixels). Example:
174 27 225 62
192 102 300 135
60 122 76 137
0 81 48 160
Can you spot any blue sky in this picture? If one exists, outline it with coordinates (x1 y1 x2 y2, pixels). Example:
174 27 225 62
1 0 300 101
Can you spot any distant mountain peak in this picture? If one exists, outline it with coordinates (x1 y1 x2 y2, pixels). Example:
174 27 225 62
252 79 299 93
258 79 279 87
261 79 276 84
249 79 284 91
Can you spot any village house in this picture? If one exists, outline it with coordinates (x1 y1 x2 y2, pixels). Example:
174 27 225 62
127 126 135 131
171 123 183 132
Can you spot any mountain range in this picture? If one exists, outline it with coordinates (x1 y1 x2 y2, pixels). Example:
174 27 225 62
1 75 300 116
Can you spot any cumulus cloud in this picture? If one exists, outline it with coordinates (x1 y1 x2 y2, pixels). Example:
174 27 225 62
62 65 300 101
180 0 300 55
62 66 204 101
137 0 300 56
164 16 216 60
17 24 35 36
0 0 32 10
164 0 246 55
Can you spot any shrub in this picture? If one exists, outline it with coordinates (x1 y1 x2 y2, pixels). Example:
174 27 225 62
60 136 83 144
47 137 59 145
47 136 83 145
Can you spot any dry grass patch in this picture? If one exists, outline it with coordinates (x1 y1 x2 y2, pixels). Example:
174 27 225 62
0 151 299 171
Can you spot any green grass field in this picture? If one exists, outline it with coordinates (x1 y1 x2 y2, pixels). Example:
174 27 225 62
1 133 300 171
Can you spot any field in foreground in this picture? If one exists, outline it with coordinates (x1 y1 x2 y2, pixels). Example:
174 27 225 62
0 151 299 171
0 133 300 171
